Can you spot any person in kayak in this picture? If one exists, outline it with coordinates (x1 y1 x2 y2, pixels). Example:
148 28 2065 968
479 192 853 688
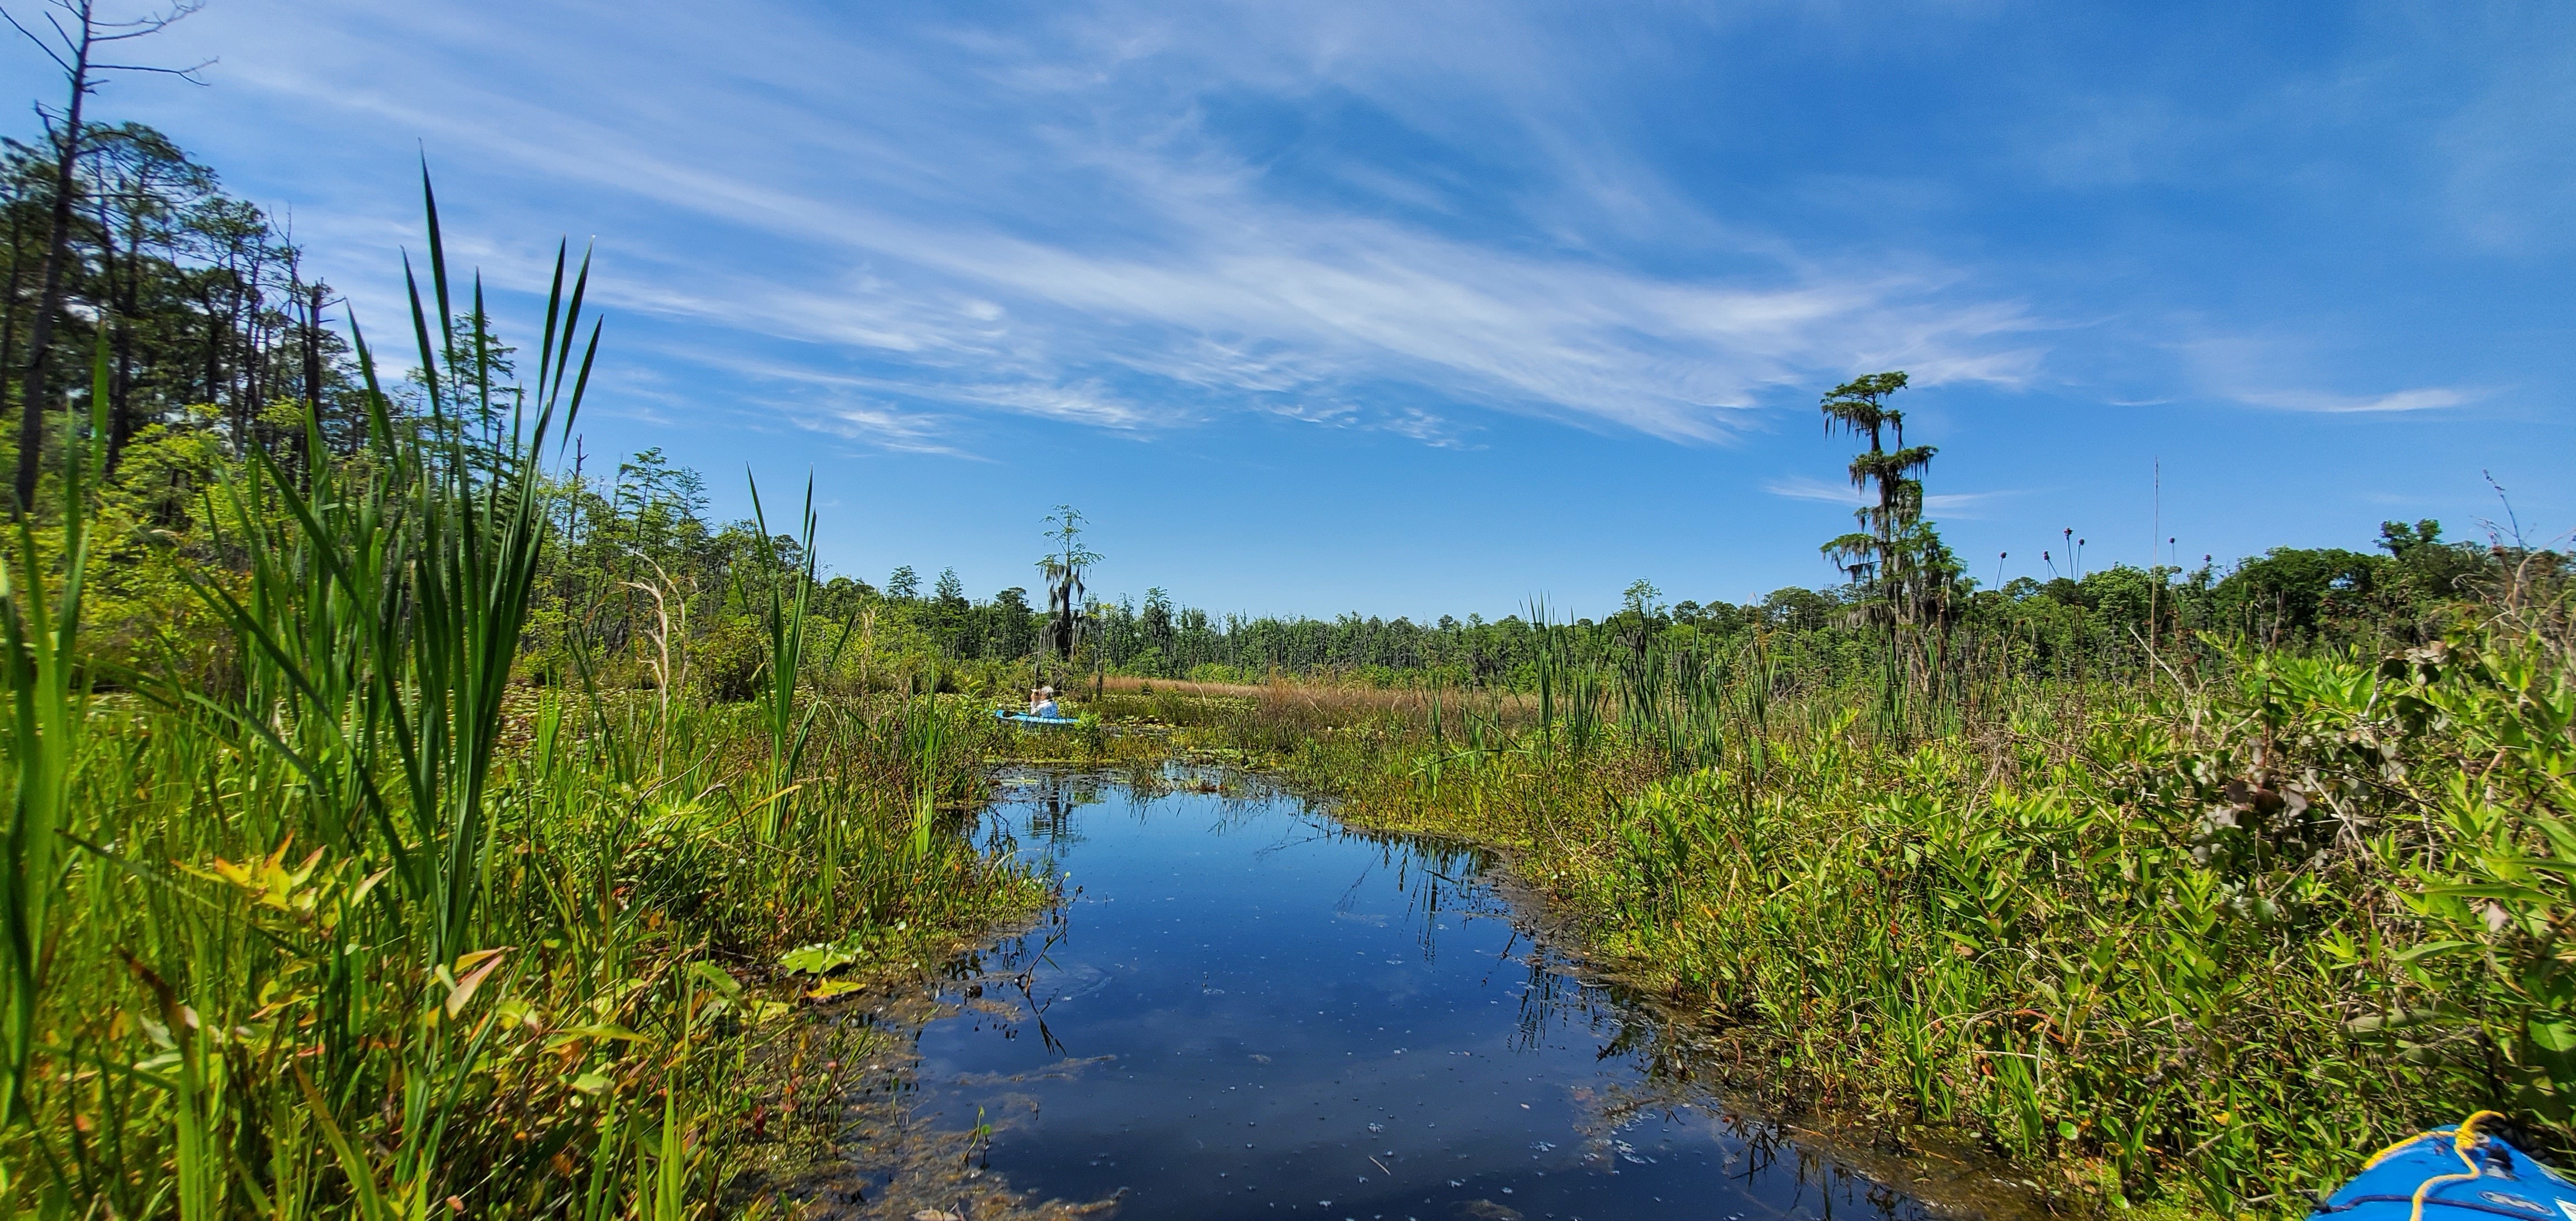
1028 685 1060 718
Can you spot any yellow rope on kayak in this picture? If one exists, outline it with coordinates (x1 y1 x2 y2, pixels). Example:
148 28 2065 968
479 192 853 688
2365 1132 2431 1171
2408 1110 2508 1221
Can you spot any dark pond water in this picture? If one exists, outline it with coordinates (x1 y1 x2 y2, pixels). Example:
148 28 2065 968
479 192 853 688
891 768 1939 1221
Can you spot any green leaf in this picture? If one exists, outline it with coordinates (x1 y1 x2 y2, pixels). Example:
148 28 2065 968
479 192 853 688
546 1023 650 1047
2427 882 2556 905
2393 940 2478 963
2347 1007 2452 1034
2527 1019 2576 1054
688 961 744 1001
779 941 858 976
293 1067 395 1221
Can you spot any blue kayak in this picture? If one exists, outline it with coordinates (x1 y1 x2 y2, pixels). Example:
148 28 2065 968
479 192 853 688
995 710 1080 726
2310 1114 2576 1221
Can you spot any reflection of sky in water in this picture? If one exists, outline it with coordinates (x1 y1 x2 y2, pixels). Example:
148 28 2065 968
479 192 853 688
908 770 1929 1221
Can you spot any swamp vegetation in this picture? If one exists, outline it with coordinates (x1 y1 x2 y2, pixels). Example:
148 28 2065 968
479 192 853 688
1302 610 2576 1218
918 569 2576 1221
0 188 1052 1218
0 109 2570 1220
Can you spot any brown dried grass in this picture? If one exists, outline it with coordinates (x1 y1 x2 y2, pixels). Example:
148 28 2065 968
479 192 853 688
1090 672 1537 729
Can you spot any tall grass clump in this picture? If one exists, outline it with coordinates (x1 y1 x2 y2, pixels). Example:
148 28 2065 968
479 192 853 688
1215 579 2575 1217
1 330 110 1162
0 179 1039 1219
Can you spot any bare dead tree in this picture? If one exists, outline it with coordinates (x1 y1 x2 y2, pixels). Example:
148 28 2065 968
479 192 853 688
83 123 207 468
1 0 206 513
282 230 333 474
0 180 25 438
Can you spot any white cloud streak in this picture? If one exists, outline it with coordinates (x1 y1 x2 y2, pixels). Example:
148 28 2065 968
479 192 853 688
2232 386 2482 414
154 0 2048 452
2181 336 2490 415
1761 475 2016 518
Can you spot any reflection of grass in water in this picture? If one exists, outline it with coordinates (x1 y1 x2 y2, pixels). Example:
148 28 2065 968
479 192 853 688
1021 630 2576 1221
740 980 1125 1220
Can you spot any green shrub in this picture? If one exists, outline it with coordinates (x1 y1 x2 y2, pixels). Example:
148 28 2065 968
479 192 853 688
1319 625 2574 1215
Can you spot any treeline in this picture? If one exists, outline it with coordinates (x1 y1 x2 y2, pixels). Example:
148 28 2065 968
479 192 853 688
475 414 2576 698
101 396 2549 701
36 126 2560 704
1 123 362 490
518 449 1041 699
510 480 2549 703
1060 518 2552 689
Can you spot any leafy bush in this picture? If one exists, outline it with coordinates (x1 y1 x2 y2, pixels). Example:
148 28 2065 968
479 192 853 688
1313 623 2574 1215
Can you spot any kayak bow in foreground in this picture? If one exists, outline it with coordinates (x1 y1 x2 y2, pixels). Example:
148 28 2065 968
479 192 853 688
2310 1113 2576 1221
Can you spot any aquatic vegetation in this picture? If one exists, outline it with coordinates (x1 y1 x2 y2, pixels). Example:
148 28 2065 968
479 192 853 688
0 109 2567 1221
1018 505 2573 1218
0 187 1040 1218
1245 622 2576 1217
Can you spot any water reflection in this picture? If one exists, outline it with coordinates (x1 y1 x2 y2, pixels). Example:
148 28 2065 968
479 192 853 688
828 768 1951 1221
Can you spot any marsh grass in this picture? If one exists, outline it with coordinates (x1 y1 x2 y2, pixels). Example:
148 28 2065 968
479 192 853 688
0 184 1041 1219
1080 612 2576 1218
7 178 2556 1221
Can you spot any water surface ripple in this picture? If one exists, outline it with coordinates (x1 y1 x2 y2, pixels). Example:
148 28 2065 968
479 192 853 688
896 769 1934 1221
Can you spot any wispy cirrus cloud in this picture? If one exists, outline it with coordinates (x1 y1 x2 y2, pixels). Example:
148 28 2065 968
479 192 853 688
1761 475 2020 519
171 0 2049 453
1763 475 1869 505
2229 386 2485 414
2181 336 2493 415
78 0 2573 613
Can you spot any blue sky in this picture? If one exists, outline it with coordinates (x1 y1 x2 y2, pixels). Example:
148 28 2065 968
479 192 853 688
9 1 2572 618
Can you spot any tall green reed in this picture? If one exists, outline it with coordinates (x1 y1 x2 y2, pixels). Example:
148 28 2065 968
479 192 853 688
1 328 107 1144
1322 610 2573 1217
746 475 818 841
3 171 1043 1221
176 169 596 1215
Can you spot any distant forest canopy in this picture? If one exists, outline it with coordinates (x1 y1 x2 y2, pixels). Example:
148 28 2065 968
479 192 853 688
0 119 363 470
832 512 2540 689
566 432 2546 693
12 119 2562 695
